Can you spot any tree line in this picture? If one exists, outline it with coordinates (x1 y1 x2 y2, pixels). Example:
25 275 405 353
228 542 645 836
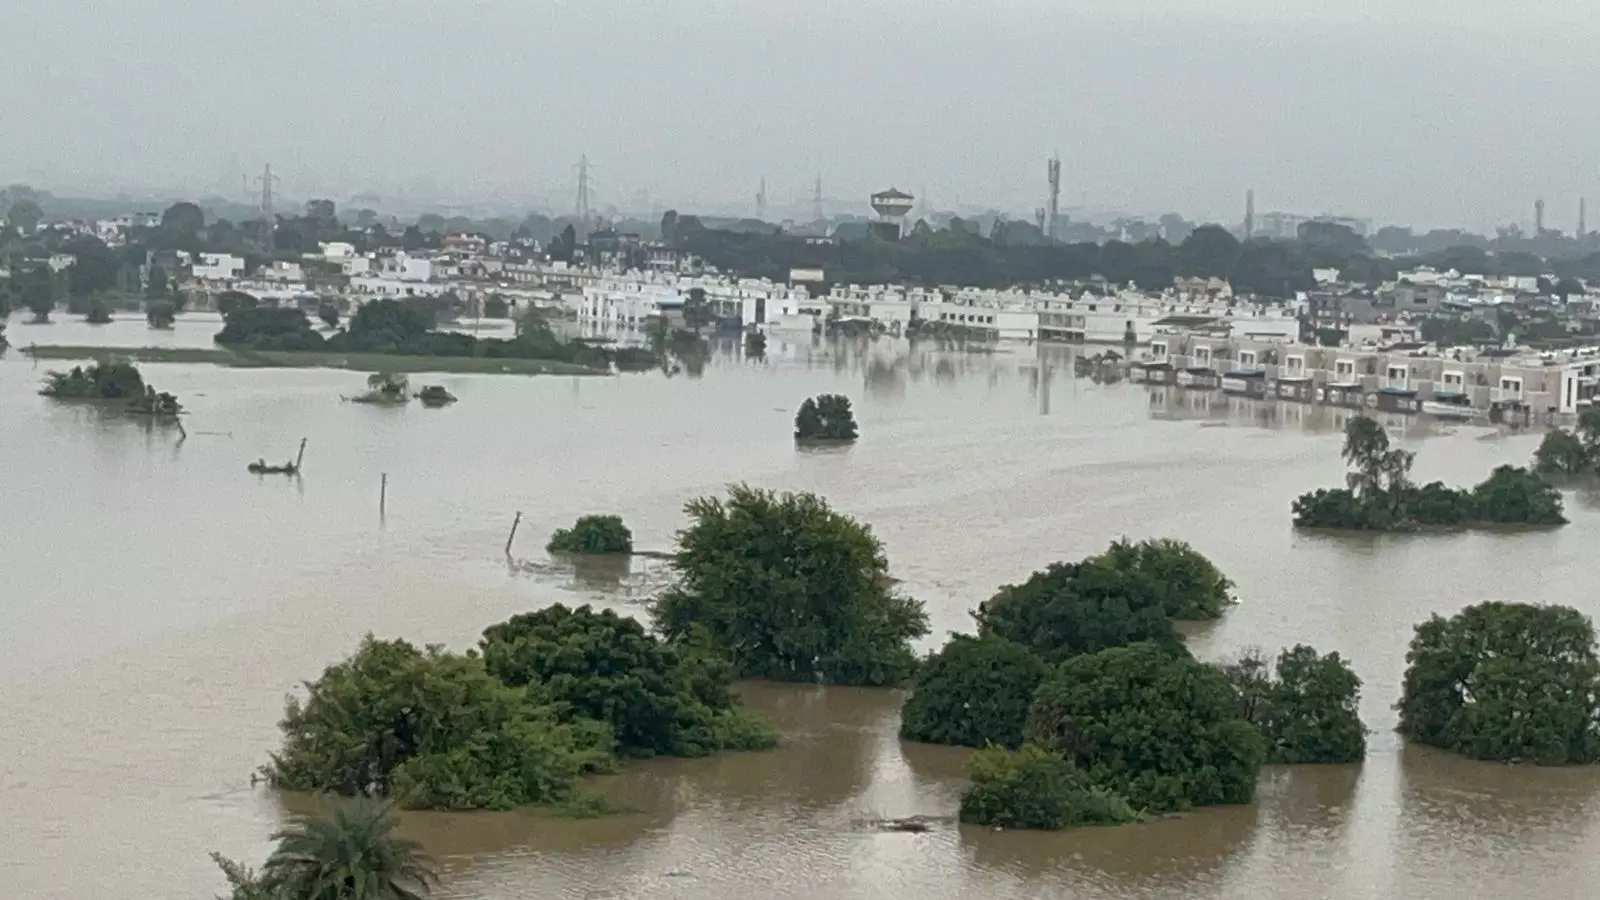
667 213 1600 297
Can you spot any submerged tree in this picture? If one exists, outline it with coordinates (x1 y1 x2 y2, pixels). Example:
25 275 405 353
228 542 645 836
794 393 859 442
1219 645 1366 764
975 551 1187 664
959 743 1139 830
267 636 612 810
1398 602 1600 765
146 299 177 329
653 485 928 686
259 802 438 900
40 360 146 399
318 302 341 330
479 604 775 758
546 515 633 555
1027 642 1264 812
899 634 1049 749
84 298 113 324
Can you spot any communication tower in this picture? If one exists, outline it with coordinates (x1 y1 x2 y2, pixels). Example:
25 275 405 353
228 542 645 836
1046 155 1061 240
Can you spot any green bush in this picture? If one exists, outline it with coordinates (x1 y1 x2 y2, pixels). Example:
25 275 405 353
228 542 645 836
959 744 1139 830
899 634 1048 749
546 515 633 554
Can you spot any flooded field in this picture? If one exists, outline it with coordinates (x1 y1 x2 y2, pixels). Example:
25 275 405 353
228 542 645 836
3 317 1597 900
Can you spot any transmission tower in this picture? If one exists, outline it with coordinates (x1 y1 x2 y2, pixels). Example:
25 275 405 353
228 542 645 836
1045 155 1061 240
1581 198 1588 237
574 154 592 223
812 174 824 221
756 177 767 221
255 163 280 252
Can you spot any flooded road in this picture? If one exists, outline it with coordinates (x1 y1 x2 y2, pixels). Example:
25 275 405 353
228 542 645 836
4 318 1600 899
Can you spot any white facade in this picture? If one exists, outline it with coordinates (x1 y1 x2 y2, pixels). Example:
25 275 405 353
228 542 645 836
193 253 246 281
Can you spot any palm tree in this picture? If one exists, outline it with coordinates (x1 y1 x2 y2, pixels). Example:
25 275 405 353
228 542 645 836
262 802 438 900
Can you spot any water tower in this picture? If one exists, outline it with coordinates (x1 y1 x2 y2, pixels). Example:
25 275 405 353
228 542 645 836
870 187 915 239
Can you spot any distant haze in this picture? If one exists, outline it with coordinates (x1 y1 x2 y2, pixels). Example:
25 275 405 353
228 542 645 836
6 0 1599 230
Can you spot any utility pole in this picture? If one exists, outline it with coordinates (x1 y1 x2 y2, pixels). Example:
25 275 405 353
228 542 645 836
255 163 279 253
575 154 591 224
1046 155 1061 240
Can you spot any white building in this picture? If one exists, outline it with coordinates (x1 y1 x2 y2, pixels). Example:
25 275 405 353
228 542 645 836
193 253 246 281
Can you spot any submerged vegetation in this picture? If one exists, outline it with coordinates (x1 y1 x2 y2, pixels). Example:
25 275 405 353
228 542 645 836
1399 602 1600 765
212 801 439 900
1293 416 1565 530
546 515 633 555
794 393 859 442
653 485 928 686
145 299 176 329
1533 408 1600 476
213 296 643 373
1219 645 1367 764
37 359 180 414
267 605 776 812
959 744 1139 830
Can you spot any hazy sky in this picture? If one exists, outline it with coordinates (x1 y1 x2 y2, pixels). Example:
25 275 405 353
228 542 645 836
7 0 1600 230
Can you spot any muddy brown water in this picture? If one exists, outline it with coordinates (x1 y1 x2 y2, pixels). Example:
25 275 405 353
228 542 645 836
5 318 1600 899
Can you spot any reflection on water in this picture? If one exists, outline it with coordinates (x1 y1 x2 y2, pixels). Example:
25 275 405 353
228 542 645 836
5 327 1600 900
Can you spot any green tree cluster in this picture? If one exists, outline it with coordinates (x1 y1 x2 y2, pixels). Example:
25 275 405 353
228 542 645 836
146 299 177 329
1399 602 1600 765
212 298 645 372
480 605 774 759
268 606 776 812
1220 645 1366 764
39 360 145 399
794 393 859 442
973 538 1237 665
653 485 928 686
546 515 633 555
1027 643 1265 812
1293 416 1565 529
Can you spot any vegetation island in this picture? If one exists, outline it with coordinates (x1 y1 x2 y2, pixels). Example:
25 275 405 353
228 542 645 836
546 514 633 555
794 393 859 443
1292 416 1565 530
1533 408 1600 477
38 359 182 416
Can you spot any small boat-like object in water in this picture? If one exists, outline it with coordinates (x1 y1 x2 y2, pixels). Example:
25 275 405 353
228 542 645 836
248 459 298 475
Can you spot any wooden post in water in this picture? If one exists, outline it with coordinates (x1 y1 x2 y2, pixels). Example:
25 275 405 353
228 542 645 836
295 438 307 470
380 473 388 516
505 511 522 555
175 418 187 442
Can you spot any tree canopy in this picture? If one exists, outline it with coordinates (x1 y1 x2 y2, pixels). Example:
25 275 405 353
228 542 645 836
546 515 633 555
1220 645 1366 764
1398 602 1600 765
479 604 774 758
1027 642 1264 812
794 393 859 442
899 634 1049 749
959 743 1138 830
653 485 928 685
211 801 440 900
267 636 613 810
974 548 1189 664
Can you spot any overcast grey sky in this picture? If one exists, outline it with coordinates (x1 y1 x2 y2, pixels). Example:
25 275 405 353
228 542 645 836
6 0 1599 230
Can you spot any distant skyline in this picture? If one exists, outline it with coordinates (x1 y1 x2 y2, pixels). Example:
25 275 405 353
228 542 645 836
8 0 1600 233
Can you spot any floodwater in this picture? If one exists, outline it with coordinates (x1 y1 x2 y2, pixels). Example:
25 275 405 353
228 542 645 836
5 316 1600 900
